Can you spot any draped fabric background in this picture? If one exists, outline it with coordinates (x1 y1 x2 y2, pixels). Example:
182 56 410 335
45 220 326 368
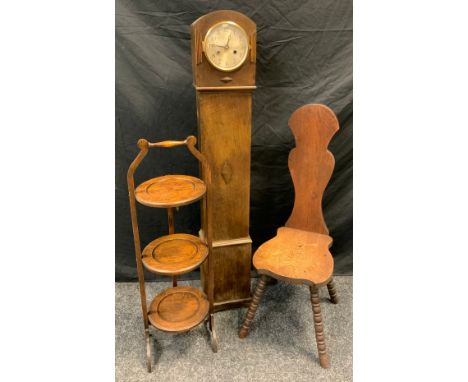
116 0 352 281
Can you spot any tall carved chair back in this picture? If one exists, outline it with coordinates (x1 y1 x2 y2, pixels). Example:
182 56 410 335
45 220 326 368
286 104 339 235
239 104 340 369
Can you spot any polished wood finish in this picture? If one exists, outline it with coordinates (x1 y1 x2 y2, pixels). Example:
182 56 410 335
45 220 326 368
197 91 253 308
142 233 209 276
197 92 252 239
148 286 209 333
310 285 330 368
127 135 217 372
135 175 206 208
191 10 256 89
196 85 256 91
239 275 268 338
253 227 334 286
167 207 177 287
127 142 151 333
285 104 339 234
239 104 340 368
167 207 174 234
209 243 252 309
192 11 256 310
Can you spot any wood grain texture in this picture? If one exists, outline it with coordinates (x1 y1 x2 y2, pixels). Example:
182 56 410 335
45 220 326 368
195 29 202 64
167 207 177 286
250 30 256 63
135 175 206 208
127 144 151 332
127 135 216 370
285 104 339 235
192 11 256 310
239 275 268 338
197 92 251 240
148 286 209 333
197 91 253 307
240 104 340 368
201 242 252 308
310 285 330 368
253 227 334 286
167 207 175 235
142 233 209 276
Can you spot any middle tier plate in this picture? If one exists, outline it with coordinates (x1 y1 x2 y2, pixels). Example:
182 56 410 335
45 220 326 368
142 233 208 275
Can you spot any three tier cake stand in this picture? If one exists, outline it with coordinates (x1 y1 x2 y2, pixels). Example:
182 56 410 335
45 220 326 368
127 135 217 372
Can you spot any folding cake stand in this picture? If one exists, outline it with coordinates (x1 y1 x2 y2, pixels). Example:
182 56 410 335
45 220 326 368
127 136 217 372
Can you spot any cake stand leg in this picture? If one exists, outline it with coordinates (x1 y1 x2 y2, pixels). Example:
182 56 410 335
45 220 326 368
167 207 178 287
206 313 218 353
145 329 152 372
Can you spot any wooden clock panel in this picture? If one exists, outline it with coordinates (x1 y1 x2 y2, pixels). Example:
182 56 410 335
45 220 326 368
197 92 251 240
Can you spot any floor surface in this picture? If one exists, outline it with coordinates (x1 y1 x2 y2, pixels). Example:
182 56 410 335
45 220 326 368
116 276 352 381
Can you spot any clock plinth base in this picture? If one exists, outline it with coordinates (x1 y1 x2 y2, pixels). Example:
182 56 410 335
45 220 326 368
199 231 252 310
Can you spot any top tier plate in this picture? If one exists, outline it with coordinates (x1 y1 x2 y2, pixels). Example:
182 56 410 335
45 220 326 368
135 175 206 208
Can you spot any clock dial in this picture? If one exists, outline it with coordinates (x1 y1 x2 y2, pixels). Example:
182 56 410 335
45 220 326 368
203 22 249 72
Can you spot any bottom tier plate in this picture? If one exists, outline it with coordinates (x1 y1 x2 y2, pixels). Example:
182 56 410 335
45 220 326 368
148 286 209 333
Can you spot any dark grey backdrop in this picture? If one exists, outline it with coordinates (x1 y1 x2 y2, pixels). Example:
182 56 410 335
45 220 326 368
116 0 352 281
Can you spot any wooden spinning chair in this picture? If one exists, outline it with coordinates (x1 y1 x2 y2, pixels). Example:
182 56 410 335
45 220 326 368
239 104 340 368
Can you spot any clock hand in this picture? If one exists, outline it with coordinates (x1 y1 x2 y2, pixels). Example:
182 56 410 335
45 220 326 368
224 33 232 49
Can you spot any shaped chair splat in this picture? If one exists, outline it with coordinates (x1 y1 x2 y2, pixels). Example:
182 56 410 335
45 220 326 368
286 103 339 235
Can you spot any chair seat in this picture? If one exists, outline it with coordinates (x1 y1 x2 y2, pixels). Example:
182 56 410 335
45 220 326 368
253 227 334 285
142 233 208 275
135 175 206 208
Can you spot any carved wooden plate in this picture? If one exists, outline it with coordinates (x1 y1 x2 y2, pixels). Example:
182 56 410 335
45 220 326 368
142 234 208 275
135 175 206 208
149 286 209 332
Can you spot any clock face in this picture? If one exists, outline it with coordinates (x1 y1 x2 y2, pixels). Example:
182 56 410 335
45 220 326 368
203 21 249 72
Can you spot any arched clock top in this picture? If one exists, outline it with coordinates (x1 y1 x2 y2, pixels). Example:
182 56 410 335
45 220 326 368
191 10 256 89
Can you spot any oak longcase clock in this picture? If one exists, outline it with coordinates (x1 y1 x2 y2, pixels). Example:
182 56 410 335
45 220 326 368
191 10 256 311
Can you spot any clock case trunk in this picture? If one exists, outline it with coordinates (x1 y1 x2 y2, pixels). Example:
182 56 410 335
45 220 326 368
191 10 256 311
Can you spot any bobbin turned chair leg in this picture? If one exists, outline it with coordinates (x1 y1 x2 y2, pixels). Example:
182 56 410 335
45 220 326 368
326 278 338 304
239 275 268 338
309 285 330 368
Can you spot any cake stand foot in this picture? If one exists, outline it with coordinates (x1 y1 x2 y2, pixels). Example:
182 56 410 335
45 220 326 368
206 314 218 353
145 329 152 372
